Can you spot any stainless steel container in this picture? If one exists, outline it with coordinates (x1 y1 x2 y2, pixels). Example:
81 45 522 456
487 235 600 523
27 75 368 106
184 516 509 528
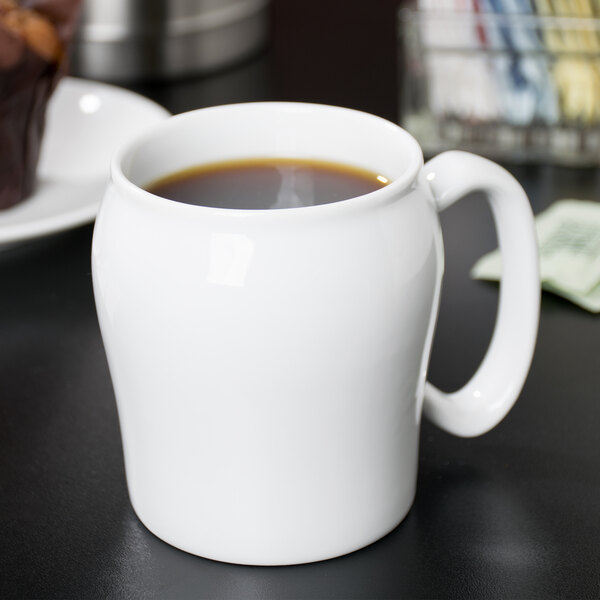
71 0 270 82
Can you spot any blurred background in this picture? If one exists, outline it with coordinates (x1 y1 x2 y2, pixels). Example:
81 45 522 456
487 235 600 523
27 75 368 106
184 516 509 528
70 0 402 119
70 0 600 165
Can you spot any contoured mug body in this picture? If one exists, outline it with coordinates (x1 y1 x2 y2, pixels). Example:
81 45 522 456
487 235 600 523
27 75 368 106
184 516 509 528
92 103 539 565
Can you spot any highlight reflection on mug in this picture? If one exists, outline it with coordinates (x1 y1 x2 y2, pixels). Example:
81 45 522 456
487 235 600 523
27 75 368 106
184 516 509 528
207 233 255 288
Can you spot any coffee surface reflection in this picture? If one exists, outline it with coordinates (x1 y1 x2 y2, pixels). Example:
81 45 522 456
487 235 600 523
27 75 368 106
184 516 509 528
146 158 390 210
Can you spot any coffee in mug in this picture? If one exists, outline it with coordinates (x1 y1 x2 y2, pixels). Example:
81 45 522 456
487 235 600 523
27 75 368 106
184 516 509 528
145 158 390 210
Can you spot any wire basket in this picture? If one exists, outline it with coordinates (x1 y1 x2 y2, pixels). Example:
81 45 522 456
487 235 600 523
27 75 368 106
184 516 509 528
399 8 600 165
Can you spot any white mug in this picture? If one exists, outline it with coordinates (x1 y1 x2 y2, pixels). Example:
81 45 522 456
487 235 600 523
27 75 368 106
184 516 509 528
92 102 539 566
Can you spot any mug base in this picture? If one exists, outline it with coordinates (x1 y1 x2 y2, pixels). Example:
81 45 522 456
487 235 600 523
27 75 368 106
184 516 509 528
129 494 416 566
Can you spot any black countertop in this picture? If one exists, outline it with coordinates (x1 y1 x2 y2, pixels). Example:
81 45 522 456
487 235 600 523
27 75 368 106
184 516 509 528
2 1 599 598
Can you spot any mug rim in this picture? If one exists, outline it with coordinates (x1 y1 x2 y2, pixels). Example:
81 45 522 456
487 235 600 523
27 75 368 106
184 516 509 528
111 101 424 218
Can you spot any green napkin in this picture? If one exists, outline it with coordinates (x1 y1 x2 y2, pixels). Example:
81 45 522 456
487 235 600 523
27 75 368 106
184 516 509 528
471 199 600 312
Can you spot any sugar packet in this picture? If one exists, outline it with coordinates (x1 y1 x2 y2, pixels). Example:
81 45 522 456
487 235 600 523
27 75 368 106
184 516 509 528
471 199 600 312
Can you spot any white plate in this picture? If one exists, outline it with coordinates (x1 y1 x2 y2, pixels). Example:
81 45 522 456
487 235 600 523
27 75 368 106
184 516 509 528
0 77 170 247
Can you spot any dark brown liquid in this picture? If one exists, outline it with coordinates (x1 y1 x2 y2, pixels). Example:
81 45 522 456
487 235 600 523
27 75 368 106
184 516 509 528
145 158 390 210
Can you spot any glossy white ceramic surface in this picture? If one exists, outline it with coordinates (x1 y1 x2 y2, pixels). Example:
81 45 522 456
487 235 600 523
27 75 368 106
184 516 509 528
91 103 539 565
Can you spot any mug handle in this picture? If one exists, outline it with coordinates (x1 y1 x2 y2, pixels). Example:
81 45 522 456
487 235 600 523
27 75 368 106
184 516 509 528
423 151 540 437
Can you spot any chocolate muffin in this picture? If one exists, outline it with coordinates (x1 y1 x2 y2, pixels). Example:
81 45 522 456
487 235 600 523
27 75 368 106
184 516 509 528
0 0 81 210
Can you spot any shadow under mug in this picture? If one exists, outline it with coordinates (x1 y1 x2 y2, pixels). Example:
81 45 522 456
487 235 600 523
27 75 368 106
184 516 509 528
91 102 539 565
